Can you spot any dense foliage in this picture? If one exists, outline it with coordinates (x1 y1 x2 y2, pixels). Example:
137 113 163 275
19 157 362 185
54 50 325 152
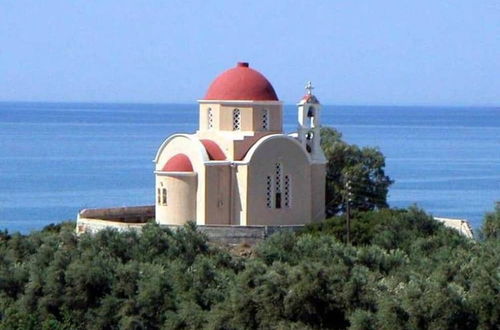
1 207 499 329
321 127 393 217
480 202 500 240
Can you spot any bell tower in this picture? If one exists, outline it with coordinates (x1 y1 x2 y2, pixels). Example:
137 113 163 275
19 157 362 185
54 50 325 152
297 81 326 163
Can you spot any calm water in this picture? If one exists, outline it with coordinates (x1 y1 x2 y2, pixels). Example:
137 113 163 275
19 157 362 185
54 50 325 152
0 102 498 233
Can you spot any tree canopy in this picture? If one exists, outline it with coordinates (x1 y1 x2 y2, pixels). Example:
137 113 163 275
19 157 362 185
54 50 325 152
321 127 393 217
480 201 500 240
1 207 499 329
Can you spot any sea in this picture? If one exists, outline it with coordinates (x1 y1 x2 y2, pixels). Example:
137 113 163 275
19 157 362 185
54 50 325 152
0 102 498 234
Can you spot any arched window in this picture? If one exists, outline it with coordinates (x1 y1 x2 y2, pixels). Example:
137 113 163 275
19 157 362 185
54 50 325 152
306 131 314 153
162 188 167 205
307 106 315 127
233 108 241 130
261 109 269 130
207 108 213 129
307 106 315 118
157 188 161 205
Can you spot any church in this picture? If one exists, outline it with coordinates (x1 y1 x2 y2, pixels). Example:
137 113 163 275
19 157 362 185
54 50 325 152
154 62 326 226
76 62 474 239
76 62 326 234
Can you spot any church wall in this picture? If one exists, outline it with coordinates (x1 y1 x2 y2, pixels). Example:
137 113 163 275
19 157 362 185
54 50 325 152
154 135 207 225
310 163 326 222
233 132 268 161
219 105 252 131
239 106 253 131
199 102 282 133
262 104 283 133
156 174 197 225
155 136 205 172
204 165 232 225
245 105 282 132
195 130 232 160
195 130 274 162
199 104 221 131
234 164 247 225
245 137 312 225
196 102 284 161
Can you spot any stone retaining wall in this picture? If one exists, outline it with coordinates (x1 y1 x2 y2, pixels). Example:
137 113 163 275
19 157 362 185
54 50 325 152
195 225 303 245
76 205 304 244
79 205 154 223
77 215 303 245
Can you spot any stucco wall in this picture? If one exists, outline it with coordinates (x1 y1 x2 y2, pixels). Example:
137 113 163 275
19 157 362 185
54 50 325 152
199 103 221 131
155 105 325 227
156 173 197 225
154 135 207 225
245 136 312 225
204 165 232 225
235 165 248 225
310 163 326 222
197 102 283 161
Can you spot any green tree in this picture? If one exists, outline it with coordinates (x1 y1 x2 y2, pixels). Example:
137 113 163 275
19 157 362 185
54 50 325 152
321 127 393 217
1 211 499 329
480 202 500 240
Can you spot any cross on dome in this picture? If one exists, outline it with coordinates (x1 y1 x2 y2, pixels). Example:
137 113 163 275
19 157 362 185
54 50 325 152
305 81 314 95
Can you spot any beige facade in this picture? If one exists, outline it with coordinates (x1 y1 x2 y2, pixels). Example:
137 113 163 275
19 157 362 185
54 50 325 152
155 173 197 225
154 63 327 226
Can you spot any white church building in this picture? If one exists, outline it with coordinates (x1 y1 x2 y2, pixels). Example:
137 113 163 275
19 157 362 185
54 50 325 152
77 62 326 233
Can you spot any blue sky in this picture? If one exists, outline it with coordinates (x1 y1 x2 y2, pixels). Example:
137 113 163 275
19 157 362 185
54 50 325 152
1 0 498 105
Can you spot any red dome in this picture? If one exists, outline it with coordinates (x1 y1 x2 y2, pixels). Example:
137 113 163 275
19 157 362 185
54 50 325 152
162 154 193 172
204 62 278 101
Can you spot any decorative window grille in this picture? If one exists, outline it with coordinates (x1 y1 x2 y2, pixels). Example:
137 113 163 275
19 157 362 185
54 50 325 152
275 163 282 209
275 163 282 190
207 108 213 129
162 188 167 205
266 176 272 208
233 108 241 130
284 175 291 207
157 188 161 205
262 109 269 130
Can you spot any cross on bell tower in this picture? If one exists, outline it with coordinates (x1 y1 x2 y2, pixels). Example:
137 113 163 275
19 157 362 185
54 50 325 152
296 81 326 163
305 81 314 95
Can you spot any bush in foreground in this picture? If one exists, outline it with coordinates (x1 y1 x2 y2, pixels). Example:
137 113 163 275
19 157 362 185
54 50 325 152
0 208 499 329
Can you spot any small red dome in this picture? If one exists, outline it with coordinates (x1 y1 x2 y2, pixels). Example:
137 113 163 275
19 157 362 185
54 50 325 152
204 62 278 101
162 154 193 172
200 139 226 160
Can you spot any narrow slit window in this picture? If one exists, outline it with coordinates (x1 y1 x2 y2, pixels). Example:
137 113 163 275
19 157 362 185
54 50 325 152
162 188 167 205
157 188 161 205
207 108 213 129
262 109 269 130
275 193 282 209
275 163 282 209
233 108 241 130
284 175 291 207
266 176 272 208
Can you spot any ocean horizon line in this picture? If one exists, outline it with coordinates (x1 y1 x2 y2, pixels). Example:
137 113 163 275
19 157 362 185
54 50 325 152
0 100 498 109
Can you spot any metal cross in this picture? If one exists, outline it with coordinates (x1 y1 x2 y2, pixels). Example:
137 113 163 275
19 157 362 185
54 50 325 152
305 81 314 95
